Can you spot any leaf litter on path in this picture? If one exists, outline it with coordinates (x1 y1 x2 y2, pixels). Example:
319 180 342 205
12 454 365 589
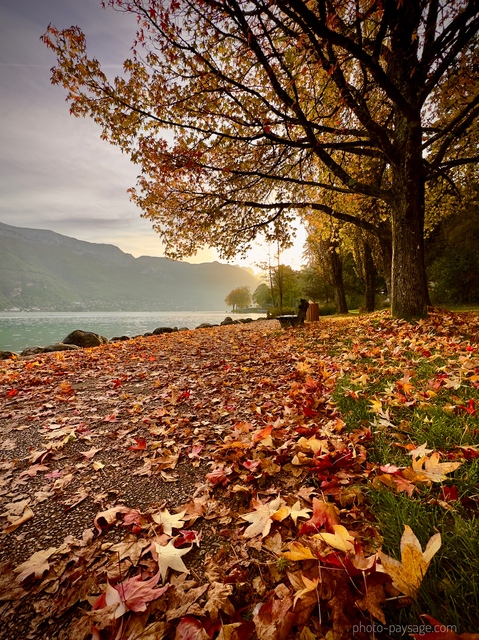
0 310 478 638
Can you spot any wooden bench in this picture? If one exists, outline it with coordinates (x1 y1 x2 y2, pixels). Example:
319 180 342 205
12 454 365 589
276 299 309 328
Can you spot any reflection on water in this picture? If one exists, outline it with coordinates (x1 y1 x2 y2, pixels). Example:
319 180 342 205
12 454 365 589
0 311 265 353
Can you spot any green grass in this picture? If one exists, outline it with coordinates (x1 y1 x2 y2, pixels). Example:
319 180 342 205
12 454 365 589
368 487 479 634
333 356 479 635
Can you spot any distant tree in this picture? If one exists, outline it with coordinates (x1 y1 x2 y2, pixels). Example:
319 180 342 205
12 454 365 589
225 286 251 311
272 265 301 311
253 283 273 309
427 192 479 304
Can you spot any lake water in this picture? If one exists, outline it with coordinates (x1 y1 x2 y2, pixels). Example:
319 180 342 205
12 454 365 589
0 311 266 354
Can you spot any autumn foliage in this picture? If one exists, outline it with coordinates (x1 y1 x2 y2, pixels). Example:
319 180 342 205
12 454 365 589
1 310 479 638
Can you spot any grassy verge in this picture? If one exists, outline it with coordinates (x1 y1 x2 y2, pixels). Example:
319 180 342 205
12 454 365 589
331 310 479 635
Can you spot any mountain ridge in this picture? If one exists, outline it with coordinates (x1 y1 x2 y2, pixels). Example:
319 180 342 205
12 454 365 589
0 222 259 311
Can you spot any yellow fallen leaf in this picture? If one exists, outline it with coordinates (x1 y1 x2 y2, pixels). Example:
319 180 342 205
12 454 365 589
292 573 319 608
281 542 316 561
412 452 462 483
313 525 354 553
379 525 441 597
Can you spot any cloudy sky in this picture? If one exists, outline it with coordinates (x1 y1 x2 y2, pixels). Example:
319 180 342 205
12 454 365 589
0 0 306 271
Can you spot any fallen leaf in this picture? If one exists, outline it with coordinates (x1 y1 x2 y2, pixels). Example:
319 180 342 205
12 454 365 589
379 525 441 597
151 508 186 535
2 505 34 534
14 547 58 582
313 524 355 553
153 538 192 581
204 581 235 620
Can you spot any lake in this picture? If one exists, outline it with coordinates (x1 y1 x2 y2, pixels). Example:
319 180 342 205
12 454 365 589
0 310 266 354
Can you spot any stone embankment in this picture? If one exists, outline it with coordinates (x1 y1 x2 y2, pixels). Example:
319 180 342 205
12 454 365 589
0 317 264 360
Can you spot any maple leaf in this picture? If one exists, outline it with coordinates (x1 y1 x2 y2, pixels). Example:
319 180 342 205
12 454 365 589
253 596 296 640
129 437 147 451
94 505 130 533
298 497 340 535
114 569 169 613
408 442 433 458
153 537 192 582
289 501 312 526
14 546 58 582
290 573 319 608
241 496 284 538
80 446 102 459
313 525 355 553
379 525 441 597
281 541 317 561
409 452 462 483
204 581 235 620
151 508 186 535
105 538 150 565
175 616 209 640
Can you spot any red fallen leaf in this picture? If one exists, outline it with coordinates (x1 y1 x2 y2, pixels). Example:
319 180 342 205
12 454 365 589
175 616 209 640
206 467 231 487
312 449 354 471
457 447 479 460
122 508 143 527
115 569 168 612
188 445 204 460
303 406 317 418
298 497 340 535
7 389 19 398
112 378 123 388
242 459 261 472
295 426 318 436
252 425 273 442
129 437 147 451
175 530 201 546
253 596 296 640
457 399 476 415
440 485 459 501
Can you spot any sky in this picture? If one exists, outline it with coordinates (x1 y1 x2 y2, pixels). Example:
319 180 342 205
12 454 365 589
0 0 307 273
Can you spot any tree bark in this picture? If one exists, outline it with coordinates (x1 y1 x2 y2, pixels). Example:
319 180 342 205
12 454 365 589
390 130 431 317
363 242 376 312
329 243 349 314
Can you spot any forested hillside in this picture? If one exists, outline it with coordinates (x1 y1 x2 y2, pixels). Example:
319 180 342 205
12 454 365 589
0 223 258 311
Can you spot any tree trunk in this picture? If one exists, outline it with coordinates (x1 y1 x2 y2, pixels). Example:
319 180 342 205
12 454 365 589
388 4 431 319
363 242 376 312
390 118 431 318
329 244 348 314
376 222 393 298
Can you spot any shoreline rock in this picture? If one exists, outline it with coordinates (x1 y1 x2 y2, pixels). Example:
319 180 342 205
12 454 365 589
8 316 269 358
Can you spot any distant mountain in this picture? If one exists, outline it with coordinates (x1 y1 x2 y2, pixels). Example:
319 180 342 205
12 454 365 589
0 222 260 311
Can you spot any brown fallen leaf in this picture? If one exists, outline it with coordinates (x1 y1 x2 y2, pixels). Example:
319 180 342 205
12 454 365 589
204 581 235 620
2 505 34 534
379 525 441 597
14 546 58 582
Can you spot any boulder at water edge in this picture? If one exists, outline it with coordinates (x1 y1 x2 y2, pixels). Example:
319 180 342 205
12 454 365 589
63 330 109 348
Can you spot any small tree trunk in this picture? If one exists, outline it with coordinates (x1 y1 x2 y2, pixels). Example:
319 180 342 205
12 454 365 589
364 242 376 312
376 222 393 298
329 243 348 314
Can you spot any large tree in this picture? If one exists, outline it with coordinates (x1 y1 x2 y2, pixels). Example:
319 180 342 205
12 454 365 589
43 0 479 318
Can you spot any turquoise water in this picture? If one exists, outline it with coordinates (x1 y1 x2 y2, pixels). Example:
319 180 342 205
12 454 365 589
0 311 264 353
